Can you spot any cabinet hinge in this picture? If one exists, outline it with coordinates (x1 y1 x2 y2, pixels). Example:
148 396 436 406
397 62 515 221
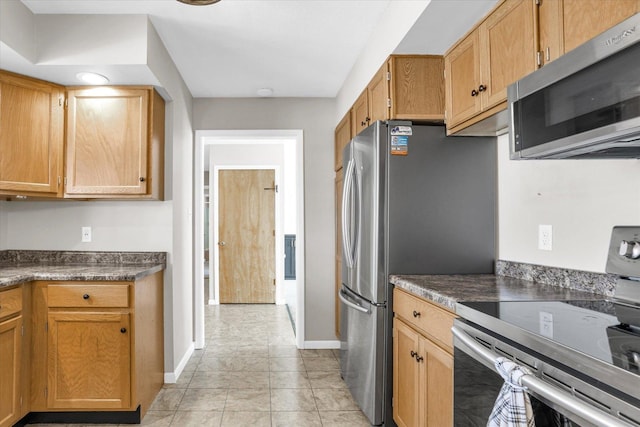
21 325 24 336
536 51 542 67
45 322 48 332
386 72 391 81
57 176 61 187
64 177 67 186
273 279 276 286
64 98 68 108
58 97 63 107
20 396 23 409
387 98 391 108
534 0 540 5
44 387 48 398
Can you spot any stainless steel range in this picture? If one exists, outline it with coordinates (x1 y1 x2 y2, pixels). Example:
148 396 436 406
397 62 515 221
453 226 640 426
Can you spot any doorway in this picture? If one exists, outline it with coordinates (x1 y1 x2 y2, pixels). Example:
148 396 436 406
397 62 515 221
193 130 305 350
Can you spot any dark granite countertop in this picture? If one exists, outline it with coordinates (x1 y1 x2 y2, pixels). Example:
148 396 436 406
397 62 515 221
390 274 606 312
0 250 166 289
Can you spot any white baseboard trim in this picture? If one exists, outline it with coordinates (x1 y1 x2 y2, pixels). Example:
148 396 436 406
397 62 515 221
164 342 195 384
303 340 340 349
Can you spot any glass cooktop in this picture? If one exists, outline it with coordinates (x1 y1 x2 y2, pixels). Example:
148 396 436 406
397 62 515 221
457 299 640 378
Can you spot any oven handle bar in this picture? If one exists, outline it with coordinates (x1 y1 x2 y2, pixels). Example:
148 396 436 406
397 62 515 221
452 326 634 427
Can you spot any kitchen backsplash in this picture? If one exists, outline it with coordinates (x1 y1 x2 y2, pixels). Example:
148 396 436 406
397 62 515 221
0 250 166 266
496 260 617 296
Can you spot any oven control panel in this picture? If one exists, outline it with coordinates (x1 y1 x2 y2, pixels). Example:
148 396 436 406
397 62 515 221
607 226 640 277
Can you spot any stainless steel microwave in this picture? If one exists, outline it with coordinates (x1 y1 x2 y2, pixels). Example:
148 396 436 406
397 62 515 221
509 13 640 159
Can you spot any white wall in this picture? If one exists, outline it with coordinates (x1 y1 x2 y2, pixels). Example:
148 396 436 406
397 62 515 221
497 134 640 273
0 0 36 62
193 98 336 341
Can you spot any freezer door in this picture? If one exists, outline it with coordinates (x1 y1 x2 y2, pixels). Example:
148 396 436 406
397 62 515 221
342 123 384 304
339 285 386 426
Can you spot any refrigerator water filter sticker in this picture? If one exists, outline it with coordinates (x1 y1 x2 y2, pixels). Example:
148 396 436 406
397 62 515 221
391 135 409 156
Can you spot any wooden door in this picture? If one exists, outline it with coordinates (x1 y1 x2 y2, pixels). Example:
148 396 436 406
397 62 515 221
335 111 352 172
444 30 481 128
562 0 640 53
390 55 445 121
480 0 537 111
0 71 64 196
65 87 149 196
219 169 276 304
47 312 131 409
351 90 369 136
538 0 563 66
423 337 453 427
393 318 422 427
0 315 22 427
368 62 389 124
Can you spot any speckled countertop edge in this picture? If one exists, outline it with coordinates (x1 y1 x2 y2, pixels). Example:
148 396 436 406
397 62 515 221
0 250 166 288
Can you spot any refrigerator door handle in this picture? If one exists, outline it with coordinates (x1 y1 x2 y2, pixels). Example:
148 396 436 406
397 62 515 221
339 288 370 314
342 158 356 268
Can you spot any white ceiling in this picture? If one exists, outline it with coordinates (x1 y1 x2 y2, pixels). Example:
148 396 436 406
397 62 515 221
18 0 497 99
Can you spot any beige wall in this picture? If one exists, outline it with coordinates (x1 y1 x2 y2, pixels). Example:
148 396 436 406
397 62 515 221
497 134 640 273
193 97 336 342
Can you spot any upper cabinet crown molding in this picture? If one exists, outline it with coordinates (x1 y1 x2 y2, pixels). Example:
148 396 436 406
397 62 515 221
0 70 165 201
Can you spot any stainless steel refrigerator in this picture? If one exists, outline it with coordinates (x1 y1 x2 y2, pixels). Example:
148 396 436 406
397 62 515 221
339 121 496 426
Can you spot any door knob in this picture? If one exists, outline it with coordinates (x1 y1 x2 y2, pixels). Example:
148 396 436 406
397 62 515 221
218 241 226 246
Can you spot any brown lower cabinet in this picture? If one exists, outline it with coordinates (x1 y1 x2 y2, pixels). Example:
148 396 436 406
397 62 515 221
393 288 455 427
0 272 164 427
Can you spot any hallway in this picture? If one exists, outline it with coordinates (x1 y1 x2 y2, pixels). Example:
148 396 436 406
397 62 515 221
28 304 368 427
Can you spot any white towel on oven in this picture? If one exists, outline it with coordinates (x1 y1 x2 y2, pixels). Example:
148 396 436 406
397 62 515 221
487 357 535 427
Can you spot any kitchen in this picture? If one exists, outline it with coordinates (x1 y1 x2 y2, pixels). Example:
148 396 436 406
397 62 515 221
1 0 640 426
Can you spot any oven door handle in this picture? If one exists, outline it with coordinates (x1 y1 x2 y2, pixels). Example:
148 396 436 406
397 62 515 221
452 326 635 427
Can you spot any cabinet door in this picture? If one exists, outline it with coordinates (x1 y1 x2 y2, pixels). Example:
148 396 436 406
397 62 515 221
65 88 149 196
562 0 640 53
368 62 389 124
479 0 537 110
390 56 445 121
48 312 131 409
422 338 453 427
334 112 351 172
0 315 22 427
444 30 481 128
538 0 563 66
351 90 369 136
0 71 64 196
393 319 422 427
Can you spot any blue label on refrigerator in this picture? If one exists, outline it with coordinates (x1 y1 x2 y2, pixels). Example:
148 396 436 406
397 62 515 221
391 135 408 156
390 125 412 136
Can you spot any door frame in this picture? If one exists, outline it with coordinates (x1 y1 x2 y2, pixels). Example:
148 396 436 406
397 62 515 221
212 165 281 305
193 130 305 349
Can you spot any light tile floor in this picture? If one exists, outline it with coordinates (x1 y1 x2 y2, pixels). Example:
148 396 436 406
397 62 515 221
27 304 370 427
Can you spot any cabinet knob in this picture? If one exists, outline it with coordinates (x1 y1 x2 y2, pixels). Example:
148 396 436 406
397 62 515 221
83 294 90 300
366 116 370 123
415 355 424 363
410 350 417 358
478 84 487 93
471 89 478 97
120 327 127 334
412 310 421 318
361 121 367 127
139 177 146 182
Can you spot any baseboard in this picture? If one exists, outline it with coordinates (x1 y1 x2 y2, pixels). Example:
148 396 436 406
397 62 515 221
303 340 340 349
164 341 195 383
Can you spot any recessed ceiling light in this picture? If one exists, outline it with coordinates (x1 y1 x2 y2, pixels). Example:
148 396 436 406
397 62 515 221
76 72 109 85
177 0 221 5
257 88 274 97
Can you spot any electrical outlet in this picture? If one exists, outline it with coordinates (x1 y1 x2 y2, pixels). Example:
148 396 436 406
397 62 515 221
538 224 552 251
81 226 92 243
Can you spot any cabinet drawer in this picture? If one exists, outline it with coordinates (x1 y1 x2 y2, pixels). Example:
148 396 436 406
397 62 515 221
393 287 455 353
0 287 22 319
48 284 129 308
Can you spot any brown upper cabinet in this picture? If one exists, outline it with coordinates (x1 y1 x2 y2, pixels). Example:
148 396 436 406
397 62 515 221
444 0 640 135
0 71 65 198
65 87 165 200
539 0 640 65
349 55 445 137
335 110 352 171
445 0 537 134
